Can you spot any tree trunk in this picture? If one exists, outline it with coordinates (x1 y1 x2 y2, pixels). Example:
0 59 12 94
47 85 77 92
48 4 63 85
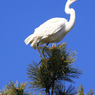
46 88 50 95
51 80 54 95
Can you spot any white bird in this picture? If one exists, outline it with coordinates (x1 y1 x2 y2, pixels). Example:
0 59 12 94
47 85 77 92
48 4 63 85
24 0 76 49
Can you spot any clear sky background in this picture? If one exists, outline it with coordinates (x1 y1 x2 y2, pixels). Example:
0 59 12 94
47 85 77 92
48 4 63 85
0 0 95 94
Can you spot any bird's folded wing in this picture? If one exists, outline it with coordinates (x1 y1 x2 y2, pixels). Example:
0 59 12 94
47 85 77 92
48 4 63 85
34 18 67 37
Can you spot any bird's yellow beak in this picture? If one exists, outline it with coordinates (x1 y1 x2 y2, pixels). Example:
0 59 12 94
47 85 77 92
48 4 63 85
73 0 77 1
71 0 77 1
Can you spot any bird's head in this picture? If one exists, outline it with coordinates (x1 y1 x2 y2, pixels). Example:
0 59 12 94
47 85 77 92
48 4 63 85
68 0 77 5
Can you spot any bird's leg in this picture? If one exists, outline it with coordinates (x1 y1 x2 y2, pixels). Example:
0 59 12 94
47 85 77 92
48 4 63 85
37 39 49 59
37 39 44 47
37 46 43 59
42 43 49 59
37 39 44 59
46 43 49 46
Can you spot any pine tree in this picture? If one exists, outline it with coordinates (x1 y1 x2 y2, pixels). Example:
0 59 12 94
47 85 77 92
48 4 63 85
27 42 82 95
54 84 77 95
2 81 29 95
1 43 94 95
77 84 94 95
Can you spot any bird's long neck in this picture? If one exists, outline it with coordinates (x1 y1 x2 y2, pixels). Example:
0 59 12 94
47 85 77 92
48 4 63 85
65 1 76 32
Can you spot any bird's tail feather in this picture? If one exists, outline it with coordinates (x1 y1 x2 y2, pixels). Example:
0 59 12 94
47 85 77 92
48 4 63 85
31 39 37 49
24 34 34 45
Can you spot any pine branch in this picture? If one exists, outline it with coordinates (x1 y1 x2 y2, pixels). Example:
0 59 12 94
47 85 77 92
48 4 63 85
27 42 82 94
2 81 29 95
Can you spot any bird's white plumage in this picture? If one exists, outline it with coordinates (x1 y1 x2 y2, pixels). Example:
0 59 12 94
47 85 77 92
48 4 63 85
34 18 67 36
24 0 76 49
25 18 67 49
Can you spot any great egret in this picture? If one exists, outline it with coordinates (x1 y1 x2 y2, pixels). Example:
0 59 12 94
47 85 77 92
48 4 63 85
24 0 76 49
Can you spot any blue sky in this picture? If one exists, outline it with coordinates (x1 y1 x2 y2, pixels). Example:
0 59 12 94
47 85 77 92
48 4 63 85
0 0 95 93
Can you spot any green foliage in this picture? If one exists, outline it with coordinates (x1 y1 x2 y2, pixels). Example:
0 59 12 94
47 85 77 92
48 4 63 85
78 84 94 95
54 84 77 95
2 81 29 95
1 43 94 95
27 43 82 94
78 84 84 95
